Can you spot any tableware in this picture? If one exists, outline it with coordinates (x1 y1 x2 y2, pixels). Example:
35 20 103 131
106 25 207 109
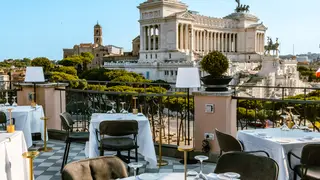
12 96 17 107
303 136 314 140
217 174 240 180
195 155 209 180
138 173 159 180
4 96 10 106
128 162 143 179
275 139 291 143
137 113 144 116
187 170 198 176
206 173 218 179
120 102 128 114
224 172 240 178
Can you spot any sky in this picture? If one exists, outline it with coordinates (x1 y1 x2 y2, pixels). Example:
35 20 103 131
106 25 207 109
0 0 320 60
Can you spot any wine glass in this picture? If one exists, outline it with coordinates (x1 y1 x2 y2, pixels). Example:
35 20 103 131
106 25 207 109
107 101 116 114
4 96 10 106
120 102 128 114
195 155 209 180
12 96 17 107
128 162 143 179
291 115 300 130
280 115 289 130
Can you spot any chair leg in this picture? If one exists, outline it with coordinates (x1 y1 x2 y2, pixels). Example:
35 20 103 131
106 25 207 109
100 148 104 156
293 173 297 180
61 141 70 172
64 142 71 166
135 148 139 175
128 150 131 163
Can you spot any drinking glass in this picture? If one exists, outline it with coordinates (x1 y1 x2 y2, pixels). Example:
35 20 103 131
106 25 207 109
195 155 209 180
107 101 116 114
120 102 128 114
4 96 10 106
280 115 289 130
12 96 17 107
128 162 143 179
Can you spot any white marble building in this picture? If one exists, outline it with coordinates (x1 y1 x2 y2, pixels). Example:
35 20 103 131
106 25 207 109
104 0 267 82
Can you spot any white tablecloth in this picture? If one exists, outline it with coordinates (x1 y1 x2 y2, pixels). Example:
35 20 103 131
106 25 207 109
237 128 320 180
2 106 47 148
0 131 30 180
86 113 157 168
120 173 221 180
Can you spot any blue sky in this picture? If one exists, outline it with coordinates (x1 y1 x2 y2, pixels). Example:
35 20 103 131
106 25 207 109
0 0 319 60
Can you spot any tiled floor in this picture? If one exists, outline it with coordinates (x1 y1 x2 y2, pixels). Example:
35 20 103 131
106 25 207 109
30 140 216 180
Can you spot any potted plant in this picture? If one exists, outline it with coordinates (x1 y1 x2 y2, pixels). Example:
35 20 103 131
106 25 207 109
200 51 233 91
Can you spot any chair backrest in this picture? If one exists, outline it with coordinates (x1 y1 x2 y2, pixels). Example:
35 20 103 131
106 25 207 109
215 129 242 153
99 120 138 136
0 111 7 124
61 156 128 180
60 112 74 132
214 152 279 180
301 144 320 166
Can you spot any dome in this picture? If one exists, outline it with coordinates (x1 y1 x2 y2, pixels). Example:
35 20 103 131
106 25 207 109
94 22 101 28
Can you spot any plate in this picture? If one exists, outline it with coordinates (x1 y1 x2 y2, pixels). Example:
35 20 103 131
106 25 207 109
137 113 144 116
303 136 314 140
275 139 291 143
207 173 218 179
224 172 240 178
138 173 159 180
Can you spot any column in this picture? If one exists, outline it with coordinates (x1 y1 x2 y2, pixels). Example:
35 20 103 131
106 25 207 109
140 26 144 51
255 33 258 52
211 32 214 52
235 33 237 52
229 33 232 52
204 31 207 53
148 26 151 51
158 24 161 50
262 33 265 53
180 24 184 50
200 30 203 52
197 31 200 52
185 24 189 50
231 33 234 52
153 25 156 50
213 32 216 51
261 33 264 53
221 33 224 52
225 33 228 52
217 32 220 51
190 25 194 54
258 33 260 53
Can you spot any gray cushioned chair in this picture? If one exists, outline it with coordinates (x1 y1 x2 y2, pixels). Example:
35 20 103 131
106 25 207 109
61 156 128 180
97 120 139 165
215 128 270 157
214 152 279 180
60 112 89 172
288 144 320 180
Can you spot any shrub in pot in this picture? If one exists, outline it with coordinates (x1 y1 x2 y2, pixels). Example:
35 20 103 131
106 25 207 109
200 51 233 91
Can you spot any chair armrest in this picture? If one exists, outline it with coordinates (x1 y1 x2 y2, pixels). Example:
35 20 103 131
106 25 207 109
288 151 301 171
244 150 270 157
95 129 100 143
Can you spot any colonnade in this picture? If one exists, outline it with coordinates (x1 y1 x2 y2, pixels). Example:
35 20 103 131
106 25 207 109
256 33 265 53
141 25 161 51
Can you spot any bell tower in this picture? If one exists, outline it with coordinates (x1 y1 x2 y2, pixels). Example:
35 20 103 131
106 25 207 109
94 22 103 46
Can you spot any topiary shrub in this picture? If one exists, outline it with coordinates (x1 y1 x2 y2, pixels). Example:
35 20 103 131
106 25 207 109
200 51 229 78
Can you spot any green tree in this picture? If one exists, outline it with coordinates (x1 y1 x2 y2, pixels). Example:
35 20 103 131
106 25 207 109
53 66 77 76
31 57 54 72
59 55 82 67
80 52 94 71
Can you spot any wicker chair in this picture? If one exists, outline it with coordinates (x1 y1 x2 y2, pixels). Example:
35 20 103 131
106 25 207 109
97 120 139 165
60 112 89 172
61 156 128 180
215 129 269 157
288 144 320 180
214 152 279 180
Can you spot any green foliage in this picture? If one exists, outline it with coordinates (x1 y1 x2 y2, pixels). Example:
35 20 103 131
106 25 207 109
80 68 110 81
31 57 54 72
163 92 194 113
200 51 229 77
0 58 31 68
59 55 82 67
87 84 107 91
53 66 77 76
49 72 82 89
80 52 94 70
151 79 171 90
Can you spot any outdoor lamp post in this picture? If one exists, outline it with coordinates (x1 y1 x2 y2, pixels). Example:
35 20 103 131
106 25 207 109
176 67 201 164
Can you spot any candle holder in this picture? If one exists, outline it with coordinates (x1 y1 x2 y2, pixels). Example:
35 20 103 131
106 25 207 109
38 117 52 152
22 151 39 180
132 97 138 114
6 108 15 133
157 124 168 167
178 145 193 180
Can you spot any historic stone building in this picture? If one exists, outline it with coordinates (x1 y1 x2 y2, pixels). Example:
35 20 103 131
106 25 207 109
63 23 124 69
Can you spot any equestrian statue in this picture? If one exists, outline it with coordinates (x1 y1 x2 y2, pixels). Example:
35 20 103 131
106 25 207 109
235 0 250 13
264 37 280 56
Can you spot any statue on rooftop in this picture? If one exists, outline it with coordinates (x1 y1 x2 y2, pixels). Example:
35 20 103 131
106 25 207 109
264 37 280 56
235 0 250 13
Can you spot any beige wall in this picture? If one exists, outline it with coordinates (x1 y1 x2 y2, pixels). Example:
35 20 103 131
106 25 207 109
193 93 237 153
17 84 67 130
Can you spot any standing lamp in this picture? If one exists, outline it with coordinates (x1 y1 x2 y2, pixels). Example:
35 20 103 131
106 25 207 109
176 67 201 164
24 67 45 105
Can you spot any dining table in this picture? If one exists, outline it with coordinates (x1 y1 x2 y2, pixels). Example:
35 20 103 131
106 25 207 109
237 128 320 180
85 113 157 168
119 173 225 180
2 105 47 148
0 131 30 180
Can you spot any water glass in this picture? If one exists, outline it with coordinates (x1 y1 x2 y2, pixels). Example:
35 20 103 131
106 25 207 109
120 102 128 114
12 96 17 107
128 162 143 179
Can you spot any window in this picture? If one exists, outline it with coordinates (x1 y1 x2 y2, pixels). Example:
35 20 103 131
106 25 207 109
155 54 157 59
96 54 99 57
169 53 172 59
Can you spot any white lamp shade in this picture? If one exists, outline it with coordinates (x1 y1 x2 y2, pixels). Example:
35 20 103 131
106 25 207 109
24 67 45 83
176 67 201 88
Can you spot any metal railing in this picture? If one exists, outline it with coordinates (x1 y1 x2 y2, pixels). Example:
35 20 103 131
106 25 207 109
56 88 194 146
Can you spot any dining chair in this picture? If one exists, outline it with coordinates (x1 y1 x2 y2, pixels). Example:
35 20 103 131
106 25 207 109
214 152 279 180
288 144 320 180
60 112 89 172
0 111 7 130
97 120 139 165
61 156 128 180
215 129 270 157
